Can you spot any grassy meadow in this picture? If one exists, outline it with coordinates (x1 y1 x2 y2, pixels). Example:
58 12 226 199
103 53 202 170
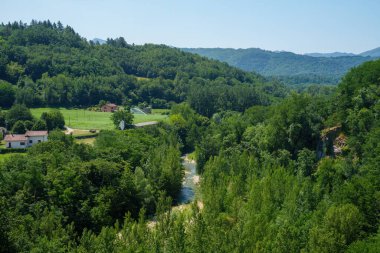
30 108 169 130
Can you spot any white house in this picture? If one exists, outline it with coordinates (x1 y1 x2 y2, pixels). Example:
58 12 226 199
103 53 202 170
4 131 48 148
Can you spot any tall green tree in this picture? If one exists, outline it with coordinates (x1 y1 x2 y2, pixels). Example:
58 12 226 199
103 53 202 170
110 109 133 129
5 104 33 128
0 80 15 108
41 110 65 130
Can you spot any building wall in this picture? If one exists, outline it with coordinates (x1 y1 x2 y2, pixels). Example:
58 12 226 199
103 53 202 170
101 105 117 112
6 141 27 149
6 135 48 148
27 135 48 147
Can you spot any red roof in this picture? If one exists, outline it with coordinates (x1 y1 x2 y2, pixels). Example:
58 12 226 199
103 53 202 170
4 134 27 142
25 131 48 137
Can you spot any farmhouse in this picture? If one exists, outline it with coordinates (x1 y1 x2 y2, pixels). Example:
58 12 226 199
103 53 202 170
4 131 48 149
101 103 118 112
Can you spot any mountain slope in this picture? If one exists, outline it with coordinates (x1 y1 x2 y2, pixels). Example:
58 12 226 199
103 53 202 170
360 47 380 57
0 21 285 112
305 52 356 57
182 47 374 85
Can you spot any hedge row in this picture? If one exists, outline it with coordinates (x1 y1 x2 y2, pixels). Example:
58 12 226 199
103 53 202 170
0 148 27 154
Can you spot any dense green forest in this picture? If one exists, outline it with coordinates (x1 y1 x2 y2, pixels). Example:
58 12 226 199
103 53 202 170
0 21 285 114
182 47 376 85
1 56 379 253
0 21 379 252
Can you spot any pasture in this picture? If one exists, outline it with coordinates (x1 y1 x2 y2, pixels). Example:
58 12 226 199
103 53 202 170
30 108 168 130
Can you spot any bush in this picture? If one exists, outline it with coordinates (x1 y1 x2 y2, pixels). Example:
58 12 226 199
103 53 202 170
0 148 27 154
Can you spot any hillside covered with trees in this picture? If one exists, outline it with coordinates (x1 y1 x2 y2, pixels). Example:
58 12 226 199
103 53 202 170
0 21 286 113
0 20 379 252
1 53 379 253
182 47 376 85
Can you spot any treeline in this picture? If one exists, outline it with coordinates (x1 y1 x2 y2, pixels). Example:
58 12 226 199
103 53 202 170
0 21 284 112
0 125 185 252
0 104 65 134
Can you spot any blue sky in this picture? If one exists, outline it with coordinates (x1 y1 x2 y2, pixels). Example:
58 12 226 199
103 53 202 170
1 0 379 54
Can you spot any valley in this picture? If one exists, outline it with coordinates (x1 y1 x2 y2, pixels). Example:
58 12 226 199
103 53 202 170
0 20 379 253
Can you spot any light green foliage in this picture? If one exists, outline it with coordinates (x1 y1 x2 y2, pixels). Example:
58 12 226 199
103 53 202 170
347 231 380 253
6 61 24 83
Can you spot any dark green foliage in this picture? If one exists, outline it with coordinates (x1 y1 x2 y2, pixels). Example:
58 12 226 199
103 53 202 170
40 109 65 130
0 80 15 108
11 120 26 134
0 110 6 127
23 120 33 130
187 83 270 117
5 104 34 128
32 119 47 130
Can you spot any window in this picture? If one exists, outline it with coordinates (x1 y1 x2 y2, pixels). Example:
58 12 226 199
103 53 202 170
38 140 41 143
20 142 25 145
29 140 33 144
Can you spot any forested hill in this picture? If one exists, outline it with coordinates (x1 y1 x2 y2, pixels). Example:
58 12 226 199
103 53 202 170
0 21 285 113
182 47 375 85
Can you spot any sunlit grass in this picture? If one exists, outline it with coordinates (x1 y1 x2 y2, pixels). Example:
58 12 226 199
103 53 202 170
30 108 168 130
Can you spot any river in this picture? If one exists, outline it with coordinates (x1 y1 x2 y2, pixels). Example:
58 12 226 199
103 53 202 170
177 155 198 205
147 155 199 227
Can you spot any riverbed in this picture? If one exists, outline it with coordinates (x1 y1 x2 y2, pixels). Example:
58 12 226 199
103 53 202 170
177 155 198 205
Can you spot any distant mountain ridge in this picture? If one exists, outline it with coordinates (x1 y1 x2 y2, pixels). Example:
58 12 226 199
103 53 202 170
91 38 106 45
360 47 380 57
305 52 356 58
181 47 378 85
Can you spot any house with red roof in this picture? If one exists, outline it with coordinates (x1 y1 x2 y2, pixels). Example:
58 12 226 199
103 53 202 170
101 103 118 112
4 131 48 149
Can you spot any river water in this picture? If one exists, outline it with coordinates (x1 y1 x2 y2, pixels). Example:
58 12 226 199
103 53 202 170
177 155 198 204
146 155 198 226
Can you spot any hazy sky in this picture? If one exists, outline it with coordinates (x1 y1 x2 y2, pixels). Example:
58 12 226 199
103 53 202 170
1 0 379 54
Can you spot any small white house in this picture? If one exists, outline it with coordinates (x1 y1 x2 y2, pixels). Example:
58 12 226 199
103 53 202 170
4 131 48 148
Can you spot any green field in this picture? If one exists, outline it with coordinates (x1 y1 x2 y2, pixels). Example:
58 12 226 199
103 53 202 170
30 108 168 130
152 109 170 114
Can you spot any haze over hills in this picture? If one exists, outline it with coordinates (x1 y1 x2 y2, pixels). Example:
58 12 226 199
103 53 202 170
360 47 380 57
91 38 106 45
305 52 356 58
181 47 379 85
